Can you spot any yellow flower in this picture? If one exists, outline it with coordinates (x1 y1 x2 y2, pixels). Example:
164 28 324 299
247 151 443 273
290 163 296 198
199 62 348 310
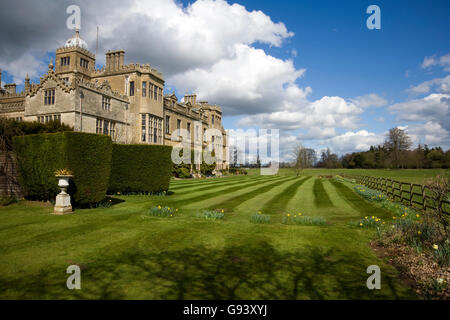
168 207 171 210
298 213 302 216
365 216 368 219
287 213 290 217
158 205 161 209
176 209 178 211
416 214 420 218
372 216 374 219
393 217 396 220
221 209 224 213
433 244 439 250
359 223 363 226
417 231 422 235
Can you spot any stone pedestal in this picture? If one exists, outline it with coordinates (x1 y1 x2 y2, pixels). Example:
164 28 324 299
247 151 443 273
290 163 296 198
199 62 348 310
54 193 72 214
53 175 73 215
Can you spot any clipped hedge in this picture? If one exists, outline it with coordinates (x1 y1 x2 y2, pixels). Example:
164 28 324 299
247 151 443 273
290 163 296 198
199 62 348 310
108 144 173 194
12 132 112 204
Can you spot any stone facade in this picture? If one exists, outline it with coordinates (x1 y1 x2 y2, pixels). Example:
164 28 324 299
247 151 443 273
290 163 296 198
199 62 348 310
0 30 229 169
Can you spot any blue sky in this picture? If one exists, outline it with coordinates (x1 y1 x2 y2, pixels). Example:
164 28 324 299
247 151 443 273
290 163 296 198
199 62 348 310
1 0 449 158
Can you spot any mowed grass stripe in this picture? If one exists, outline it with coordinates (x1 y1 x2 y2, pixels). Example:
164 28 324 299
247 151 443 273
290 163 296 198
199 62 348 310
261 176 311 214
169 176 266 192
209 176 297 212
164 176 284 207
313 178 334 208
170 175 250 188
329 180 391 219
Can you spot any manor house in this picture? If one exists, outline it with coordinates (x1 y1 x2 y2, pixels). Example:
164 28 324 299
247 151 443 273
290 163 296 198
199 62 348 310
0 30 229 170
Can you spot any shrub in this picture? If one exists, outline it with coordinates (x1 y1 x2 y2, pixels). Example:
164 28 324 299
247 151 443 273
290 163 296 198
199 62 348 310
250 212 271 224
108 144 173 194
353 216 384 228
145 205 178 218
283 213 326 226
354 184 387 202
13 131 112 205
175 167 191 179
197 209 225 220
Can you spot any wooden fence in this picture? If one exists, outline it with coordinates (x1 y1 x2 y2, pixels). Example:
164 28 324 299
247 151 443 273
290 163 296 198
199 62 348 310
340 174 450 216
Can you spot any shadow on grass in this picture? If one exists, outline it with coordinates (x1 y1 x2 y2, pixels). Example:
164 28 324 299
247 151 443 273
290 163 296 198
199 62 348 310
313 178 334 208
0 240 415 299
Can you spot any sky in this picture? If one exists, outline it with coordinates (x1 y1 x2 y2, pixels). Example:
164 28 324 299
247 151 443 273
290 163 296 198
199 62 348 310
0 0 449 161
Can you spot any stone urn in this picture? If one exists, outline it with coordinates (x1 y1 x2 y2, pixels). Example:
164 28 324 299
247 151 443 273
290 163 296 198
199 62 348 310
54 175 73 215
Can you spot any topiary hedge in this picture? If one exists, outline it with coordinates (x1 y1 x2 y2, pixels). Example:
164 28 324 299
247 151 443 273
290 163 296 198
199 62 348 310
12 132 112 205
108 144 173 194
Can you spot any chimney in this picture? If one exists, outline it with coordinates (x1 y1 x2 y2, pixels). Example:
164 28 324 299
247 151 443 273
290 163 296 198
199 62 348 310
118 50 125 69
114 52 119 71
184 94 197 105
25 74 30 93
105 51 111 72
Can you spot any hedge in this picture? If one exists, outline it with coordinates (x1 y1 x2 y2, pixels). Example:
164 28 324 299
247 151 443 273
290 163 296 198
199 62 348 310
12 132 112 204
108 144 173 194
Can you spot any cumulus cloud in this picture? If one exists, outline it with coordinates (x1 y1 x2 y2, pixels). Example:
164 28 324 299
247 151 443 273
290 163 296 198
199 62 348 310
421 53 450 71
0 0 294 80
350 93 388 108
321 130 385 155
406 75 450 95
388 93 450 130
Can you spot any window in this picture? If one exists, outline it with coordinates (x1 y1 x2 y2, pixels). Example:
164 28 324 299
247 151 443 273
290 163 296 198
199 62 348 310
130 81 135 96
187 122 191 137
96 118 103 134
102 96 111 111
141 114 146 142
60 57 70 66
212 116 214 125
165 115 170 134
158 87 162 101
177 119 181 137
154 128 158 143
149 83 153 99
44 89 55 105
103 120 110 135
110 122 116 139
153 86 157 101
80 58 89 69
195 125 199 141
142 82 147 97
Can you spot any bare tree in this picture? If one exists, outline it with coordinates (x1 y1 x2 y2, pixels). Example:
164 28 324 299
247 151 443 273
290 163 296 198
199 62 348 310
384 127 412 168
292 143 315 176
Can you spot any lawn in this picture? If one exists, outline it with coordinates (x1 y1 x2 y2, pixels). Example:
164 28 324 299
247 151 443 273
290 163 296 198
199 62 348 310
248 168 450 184
0 173 418 299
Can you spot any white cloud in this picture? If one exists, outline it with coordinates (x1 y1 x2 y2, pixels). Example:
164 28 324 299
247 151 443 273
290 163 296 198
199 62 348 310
388 93 450 130
322 130 384 154
407 121 449 149
421 53 450 71
350 93 388 108
169 44 307 115
0 53 47 85
406 75 450 95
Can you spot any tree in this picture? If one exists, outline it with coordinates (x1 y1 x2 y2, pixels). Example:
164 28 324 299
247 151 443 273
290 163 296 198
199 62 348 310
292 143 316 176
384 127 412 168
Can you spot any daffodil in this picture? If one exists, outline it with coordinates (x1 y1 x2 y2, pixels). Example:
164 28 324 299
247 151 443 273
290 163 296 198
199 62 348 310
359 223 363 226
221 209 224 213
433 244 439 250
417 231 422 235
